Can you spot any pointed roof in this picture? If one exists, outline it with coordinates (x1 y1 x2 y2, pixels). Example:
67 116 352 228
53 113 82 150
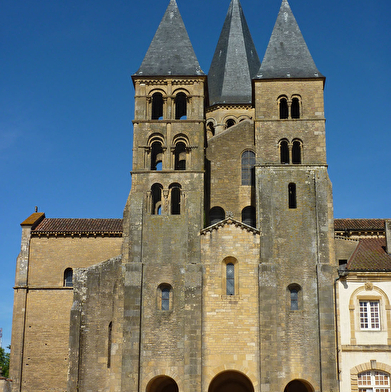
135 0 203 76
257 0 323 79
208 0 261 105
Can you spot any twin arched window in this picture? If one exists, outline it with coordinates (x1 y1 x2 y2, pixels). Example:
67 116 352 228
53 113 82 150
241 150 255 186
279 96 301 119
279 139 302 164
151 91 188 120
148 135 189 171
150 183 182 215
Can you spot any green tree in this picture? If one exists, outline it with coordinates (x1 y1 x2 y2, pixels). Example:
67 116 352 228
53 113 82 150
0 346 10 378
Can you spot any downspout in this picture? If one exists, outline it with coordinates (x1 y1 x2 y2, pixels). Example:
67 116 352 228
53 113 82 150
313 172 324 391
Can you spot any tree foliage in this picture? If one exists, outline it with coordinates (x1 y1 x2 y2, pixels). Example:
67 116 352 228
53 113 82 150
0 346 10 378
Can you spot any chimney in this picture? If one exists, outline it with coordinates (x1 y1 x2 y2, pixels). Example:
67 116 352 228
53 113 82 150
386 220 391 254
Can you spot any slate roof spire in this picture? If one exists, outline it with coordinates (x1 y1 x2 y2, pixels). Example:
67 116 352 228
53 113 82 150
257 0 323 79
208 0 261 105
135 0 203 76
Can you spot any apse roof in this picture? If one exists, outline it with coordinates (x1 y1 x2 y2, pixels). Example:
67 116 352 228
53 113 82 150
257 0 323 79
135 0 203 76
208 0 261 105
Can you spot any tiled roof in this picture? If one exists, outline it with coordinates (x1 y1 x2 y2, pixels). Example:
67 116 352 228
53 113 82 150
334 219 385 231
32 218 123 235
348 238 391 271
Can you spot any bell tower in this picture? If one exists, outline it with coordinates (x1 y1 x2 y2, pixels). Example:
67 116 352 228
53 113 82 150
121 1 206 390
253 1 338 391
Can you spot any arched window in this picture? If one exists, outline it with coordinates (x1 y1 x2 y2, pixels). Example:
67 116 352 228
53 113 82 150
209 206 225 225
151 183 163 215
241 150 255 186
107 322 112 368
280 140 290 164
151 141 163 170
242 206 256 227
174 141 186 170
288 284 301 310
64 268 73 287
159 284 172 311
147 376 179 392
291 97 300 119
169 183 181 215
206 121 215 139
226 263 235 295
279 98 289 119
358 371 390 391
175 92 187 120
225 119 236 129
292 140 302 164
151 92 163 120
288 183 297 209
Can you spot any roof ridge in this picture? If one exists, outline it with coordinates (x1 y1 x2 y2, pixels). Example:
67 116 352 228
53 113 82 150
135 0 203 76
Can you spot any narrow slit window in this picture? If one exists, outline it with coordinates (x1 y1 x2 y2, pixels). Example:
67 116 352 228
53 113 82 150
288 183 297 209
107 322 112 368
151 92 163 120
280 140 289 164
175 92 187 120
292 140 301 164
280 98 288 119
226 263 235 295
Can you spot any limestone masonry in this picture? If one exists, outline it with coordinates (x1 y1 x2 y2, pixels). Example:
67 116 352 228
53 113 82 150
9 0 391 391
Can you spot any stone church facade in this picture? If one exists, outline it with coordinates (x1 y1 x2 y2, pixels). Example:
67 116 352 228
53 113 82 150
9 0 391 391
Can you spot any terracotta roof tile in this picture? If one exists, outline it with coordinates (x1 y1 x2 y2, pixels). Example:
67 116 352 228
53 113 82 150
348 238 391 271
334 219 385 231
32 218 123 234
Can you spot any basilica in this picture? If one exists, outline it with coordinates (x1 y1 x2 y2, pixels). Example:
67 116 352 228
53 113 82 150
10 1 391 391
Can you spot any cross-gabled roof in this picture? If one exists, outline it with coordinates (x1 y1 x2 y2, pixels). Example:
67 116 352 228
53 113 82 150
208 0 261 105
257 0 323 79
135 0 203 76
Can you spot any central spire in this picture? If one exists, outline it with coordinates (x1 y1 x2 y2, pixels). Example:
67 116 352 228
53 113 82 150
208 0 261 105
135 0 203 76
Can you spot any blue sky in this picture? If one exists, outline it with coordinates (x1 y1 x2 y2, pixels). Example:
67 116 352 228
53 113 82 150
1 0 390 349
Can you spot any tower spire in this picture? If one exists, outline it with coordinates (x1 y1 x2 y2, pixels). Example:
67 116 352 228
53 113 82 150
135 0 203 76
208 0 261 105
257 0 323 79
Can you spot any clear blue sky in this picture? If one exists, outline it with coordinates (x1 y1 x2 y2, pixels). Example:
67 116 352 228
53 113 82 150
1 0 390 349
